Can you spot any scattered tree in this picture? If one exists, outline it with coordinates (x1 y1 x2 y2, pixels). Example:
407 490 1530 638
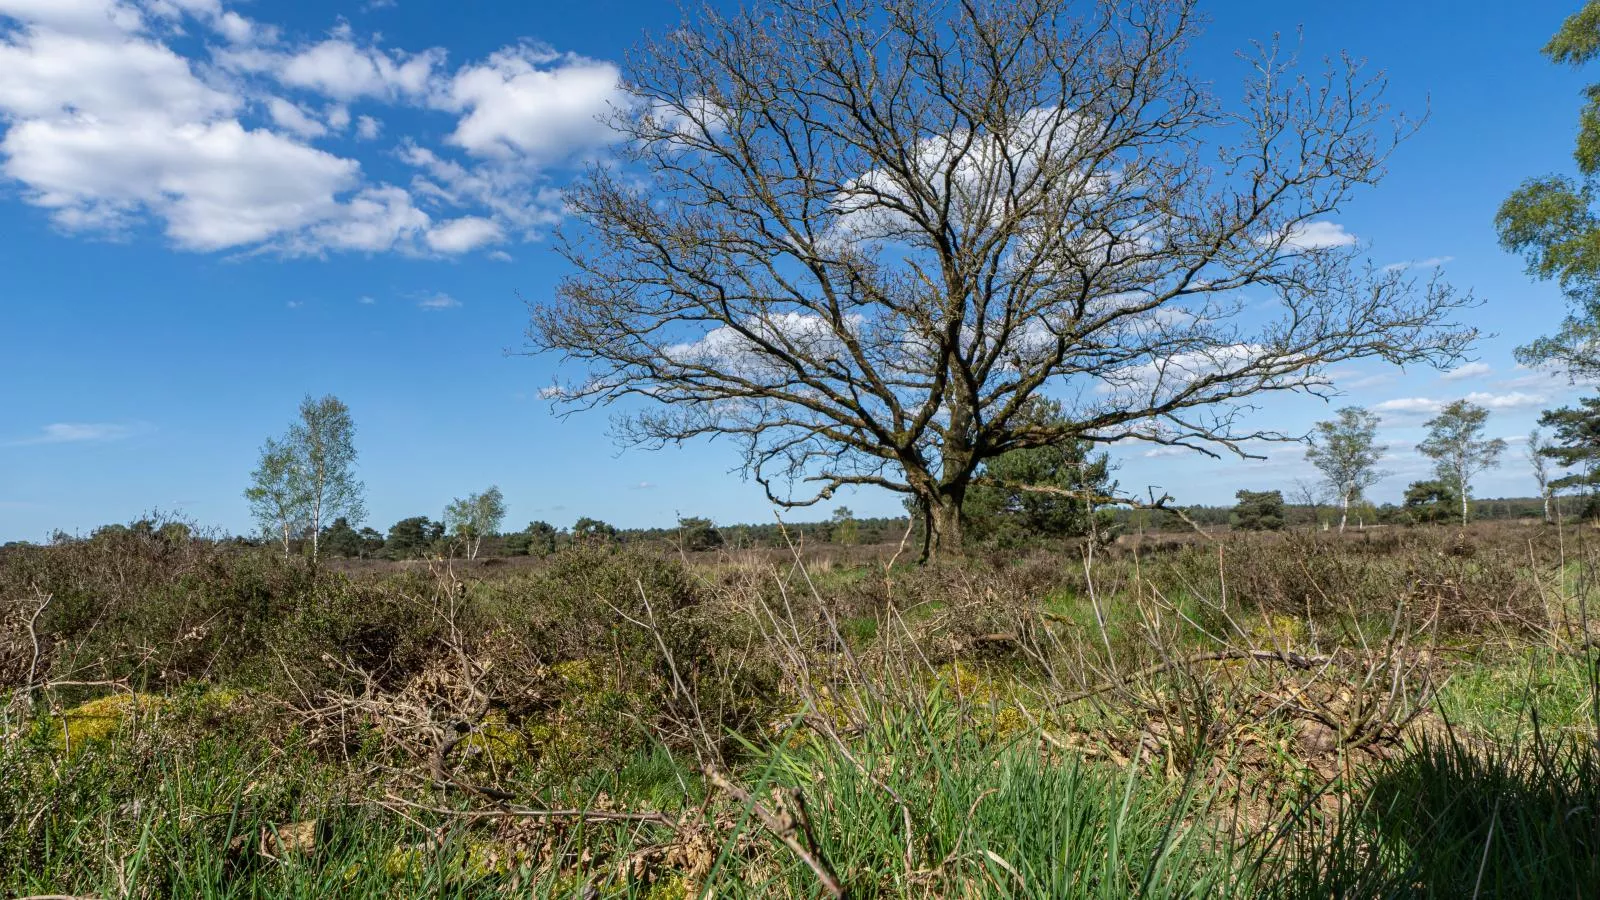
386 516 444 558
965 400 1116 547
830 507 860 546
1402 479 1459 524
1497 2 1600 379
528 0 1474 559
1417 400 1507 525
1528 428 1557 523
286 395 365 562
320 517 365 559
506 520 561 557
244 437 305 559
444 486 507 560
1537 396 1600 516
676 516 724 552
1306 407 1388 532
573 517 618 544
1233 490 1286 531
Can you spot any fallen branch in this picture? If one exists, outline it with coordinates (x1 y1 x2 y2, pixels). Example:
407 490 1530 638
1057 648 1333 706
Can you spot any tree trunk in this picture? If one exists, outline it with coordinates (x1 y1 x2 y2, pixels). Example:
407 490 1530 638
927 493 964 559
1339 493 1349 533
1460 484 1469 527
1544 491 1552 524
281 521 291 560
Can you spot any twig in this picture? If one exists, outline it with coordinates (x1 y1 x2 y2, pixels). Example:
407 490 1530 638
708 768 844 899
1057 648 1333 706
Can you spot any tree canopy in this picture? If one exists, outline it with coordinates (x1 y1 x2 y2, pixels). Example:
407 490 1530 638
528 0 1474 558
1496 2 1600 378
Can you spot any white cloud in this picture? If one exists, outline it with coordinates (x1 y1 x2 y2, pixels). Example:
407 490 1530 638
265 97 326 137
1464 390 1547 411
0 0 145 36
417 292 460 310
1384 255 1455 273
358 294 376 304
8 422 142 445
440 45 625 161
6 117 367 248
1281 221 1357 251
1372 397 1443 417
1440 361 1492 382
425 215 502 253
0 3 626 256
269 39 442 101
1374 390 1548 419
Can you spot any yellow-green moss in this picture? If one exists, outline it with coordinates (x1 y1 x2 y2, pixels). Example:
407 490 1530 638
52 693 164 750
460 713 531 769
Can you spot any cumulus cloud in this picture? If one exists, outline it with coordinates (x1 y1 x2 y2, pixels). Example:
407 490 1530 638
1372 397 1444 417
265 97 327 137
1374 391 1549 418
272 39 441 101
439 45 626 161
0 2 627 257
426 215 502 253
1281 221 1357 251
1440 361 1492 382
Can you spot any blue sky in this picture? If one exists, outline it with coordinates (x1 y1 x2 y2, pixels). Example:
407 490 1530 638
0 0 1593 541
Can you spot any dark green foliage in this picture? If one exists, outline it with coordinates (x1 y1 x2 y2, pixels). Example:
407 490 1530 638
675 516 723 551
320 516 380 558
1273 732 1600 898
965 439 1115 548
384 516 443 558
1538 396 1600 503
1232 489 1285 531
572 516 618 543
1497 2 1600 377
503 520 561 557
1404 479 1460 524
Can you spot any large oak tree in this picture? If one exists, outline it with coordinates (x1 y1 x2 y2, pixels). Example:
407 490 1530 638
529 0 1475 556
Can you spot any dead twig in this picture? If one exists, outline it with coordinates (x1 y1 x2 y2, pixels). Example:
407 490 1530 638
708 768 844 899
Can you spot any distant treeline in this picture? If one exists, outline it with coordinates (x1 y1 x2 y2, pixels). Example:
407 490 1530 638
13 494 1566 562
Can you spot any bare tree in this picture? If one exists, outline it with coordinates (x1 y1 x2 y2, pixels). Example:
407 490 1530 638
1305 406 1388 532
244 437 306 559
528 0 1476 557
1289 477 1329 531
1417 400 1506 526
1527 427 1555 523
288 395 366 562
444 486 507 560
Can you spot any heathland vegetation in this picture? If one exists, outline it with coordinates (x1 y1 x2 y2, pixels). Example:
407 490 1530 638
10 0 1600 896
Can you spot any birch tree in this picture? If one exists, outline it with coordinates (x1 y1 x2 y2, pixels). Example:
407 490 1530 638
289 395 365 562
1528 427 1555 523
444 486 506 560
1417 400 1506 526
244 437 306 559
1305 406 1387 532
